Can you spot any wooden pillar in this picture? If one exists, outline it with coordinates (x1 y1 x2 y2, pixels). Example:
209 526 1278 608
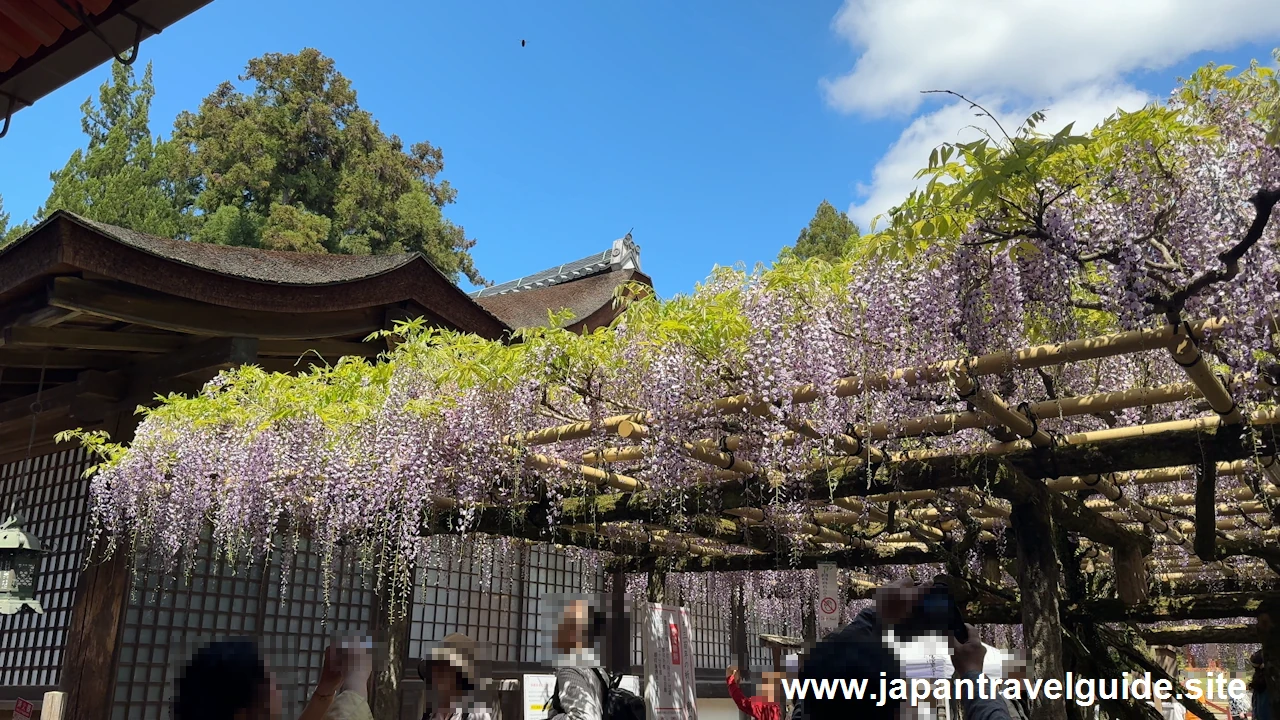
370 584 407 720
1194 453 1217 561
1261 613 1280 720
58 410 139 720
646 569 667 604
729 583 750 679
42 691 67 720
606 570 630 674
59 546 131 720
981 553 1003 585
1114 543 1149 606
1151 646 1177 714
1011 490 1068 720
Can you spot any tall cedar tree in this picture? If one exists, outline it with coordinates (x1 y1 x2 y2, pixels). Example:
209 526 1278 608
172 49 485 284
781 200 861 262
40 62 194 238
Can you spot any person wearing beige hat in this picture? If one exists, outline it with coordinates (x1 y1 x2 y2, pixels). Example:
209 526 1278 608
417 633 493 720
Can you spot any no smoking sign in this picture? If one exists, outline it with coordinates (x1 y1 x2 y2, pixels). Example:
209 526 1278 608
819 596 838 614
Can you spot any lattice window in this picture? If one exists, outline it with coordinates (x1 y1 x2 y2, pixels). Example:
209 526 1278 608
746 617 794 672
631 599 644 668
110 536 372 720
112 537 265 720
262 538 373 718
409 538 524 665
688 599 730 671
521 545 602 665
0 448 91 688
409 541 601 667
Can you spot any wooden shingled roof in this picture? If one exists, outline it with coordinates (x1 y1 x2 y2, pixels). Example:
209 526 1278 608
0 210 509 461
0 0 211 136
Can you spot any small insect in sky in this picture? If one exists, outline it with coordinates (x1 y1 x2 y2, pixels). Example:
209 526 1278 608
521 39 526 47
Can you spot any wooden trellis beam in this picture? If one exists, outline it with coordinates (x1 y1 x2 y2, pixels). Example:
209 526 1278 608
604 542 943 573
508 319 1231 448
1140 624 1257 645
964 590 1280 624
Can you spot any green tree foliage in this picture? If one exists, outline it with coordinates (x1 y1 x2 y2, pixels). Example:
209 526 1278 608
40 62 194 238
780 200 860 262
0 195 31 245
172 49 484 284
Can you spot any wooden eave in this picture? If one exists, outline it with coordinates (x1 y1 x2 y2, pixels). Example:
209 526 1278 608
0 212 510 460
1 0 213 129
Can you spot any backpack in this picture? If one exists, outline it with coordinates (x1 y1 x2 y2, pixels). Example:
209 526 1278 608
592 669 645 720
546 668 645 720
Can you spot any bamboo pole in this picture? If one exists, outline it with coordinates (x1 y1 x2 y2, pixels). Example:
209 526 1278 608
508 319 1231 448
723 507 860 547
1077 474 1188 546
909 407 1280 461
953 372 1054 447
561 523 728 557
526 453 643 492
821 502 949 543
1170 326 1244 425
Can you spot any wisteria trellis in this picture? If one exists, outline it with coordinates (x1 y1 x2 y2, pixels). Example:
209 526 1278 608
68 57 1280 653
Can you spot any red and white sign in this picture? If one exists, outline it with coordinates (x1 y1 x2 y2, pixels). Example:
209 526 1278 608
640 602 697 720
13 697 34 720
816 562 841 636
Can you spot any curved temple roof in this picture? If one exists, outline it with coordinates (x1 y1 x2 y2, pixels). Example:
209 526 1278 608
0 210 509 334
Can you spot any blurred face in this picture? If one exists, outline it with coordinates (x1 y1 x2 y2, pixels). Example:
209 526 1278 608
554 600 588 652
234 673 282 720
430 663 461 705
760 673 781 703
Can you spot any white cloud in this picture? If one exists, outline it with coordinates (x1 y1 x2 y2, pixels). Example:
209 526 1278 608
848 83 1152 229
832 0 1277 226
824 0 1280 116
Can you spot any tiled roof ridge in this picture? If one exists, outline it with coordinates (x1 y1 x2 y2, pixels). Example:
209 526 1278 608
471 233 640 299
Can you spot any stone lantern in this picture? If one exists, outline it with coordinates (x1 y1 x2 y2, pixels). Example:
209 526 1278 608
0 514 44 615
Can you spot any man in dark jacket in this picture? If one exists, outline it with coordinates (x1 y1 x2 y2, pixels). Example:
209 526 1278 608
791 579 1011 720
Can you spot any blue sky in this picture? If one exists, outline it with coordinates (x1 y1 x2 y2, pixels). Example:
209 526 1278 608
1 1 1278 297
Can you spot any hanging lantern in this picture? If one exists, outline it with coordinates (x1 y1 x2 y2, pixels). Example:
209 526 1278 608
0 514 45 615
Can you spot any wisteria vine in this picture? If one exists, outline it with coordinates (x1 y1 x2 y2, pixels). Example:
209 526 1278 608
66 58 1280 635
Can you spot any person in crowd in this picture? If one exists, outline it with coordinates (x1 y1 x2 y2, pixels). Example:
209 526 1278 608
547 598 607 720
725 665 781 720
417 633 493 720
173 637 371 720
791 578 1011 720
307 639 374 720
1253 650 1271 720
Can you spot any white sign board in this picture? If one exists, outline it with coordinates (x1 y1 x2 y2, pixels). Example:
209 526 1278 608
523 673 557 720
640 601 698 720
894 636 1013 679
13 697 33 720
816 562 840 636
619 675 642 696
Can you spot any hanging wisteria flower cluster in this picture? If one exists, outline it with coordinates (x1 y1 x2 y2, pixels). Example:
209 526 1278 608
70 57 1280 620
